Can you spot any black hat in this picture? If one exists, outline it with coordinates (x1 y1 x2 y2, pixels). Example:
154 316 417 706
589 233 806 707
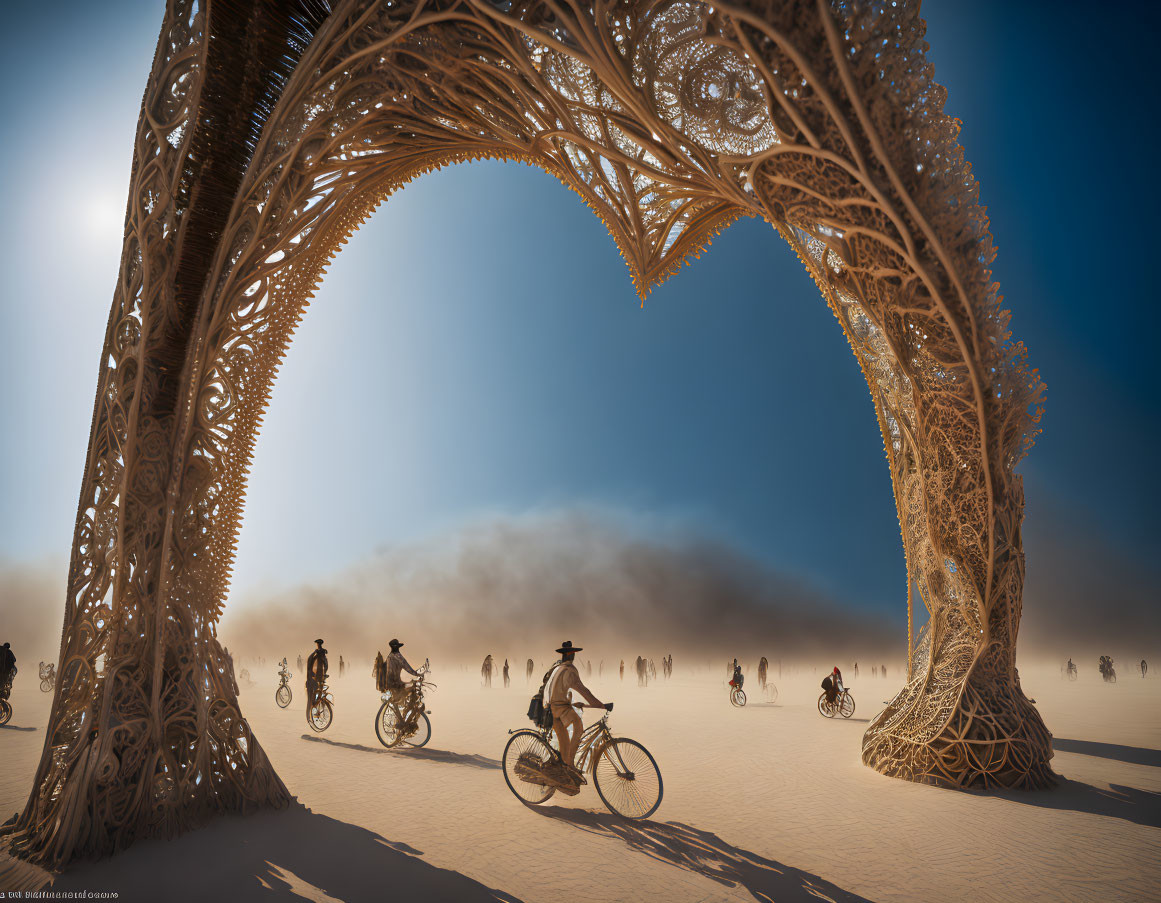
389 638 403 649
556 640 582 655
315 638 324 645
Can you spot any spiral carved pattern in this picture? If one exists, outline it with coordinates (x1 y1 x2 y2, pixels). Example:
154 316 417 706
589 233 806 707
2 0 1051 871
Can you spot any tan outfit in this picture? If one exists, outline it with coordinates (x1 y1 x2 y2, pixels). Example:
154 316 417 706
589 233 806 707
543 659 601 768
386 650 419 705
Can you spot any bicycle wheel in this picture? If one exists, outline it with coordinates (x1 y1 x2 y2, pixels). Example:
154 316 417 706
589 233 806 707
276 685 292 708
766 684 779 704
502 730 557 805
0 700 10 725
402 712 432 749
308 699 333 732
818 693 835 717
731 688 746 707
375 702 403 748
839 692 856 718
593 738 663 820
40 679 53 693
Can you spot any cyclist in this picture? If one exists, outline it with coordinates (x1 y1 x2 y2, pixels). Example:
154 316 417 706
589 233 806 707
0 642 16 702
729 661 744 691
382 638 421 706
543 640 605 791
822 666 843 705
306 638 328 705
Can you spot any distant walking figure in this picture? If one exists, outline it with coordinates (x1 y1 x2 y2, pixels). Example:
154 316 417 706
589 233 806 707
526 658 535 682
881 664 887 678
1142 659 1148 678
482 655 494 687
585 659 592 678
297 654 304 673
339 655 345 677
853 661 859 679
636 656 647 686
619 660 625 681
758 656 768 690
503 659 510 688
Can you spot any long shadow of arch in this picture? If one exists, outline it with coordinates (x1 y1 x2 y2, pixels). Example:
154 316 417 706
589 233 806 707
530 806 876 902
301 734 500 769
989 779 1161 830
37 804 521 901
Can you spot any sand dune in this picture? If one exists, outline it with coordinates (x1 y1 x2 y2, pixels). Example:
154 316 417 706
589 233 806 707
2 664 1158 902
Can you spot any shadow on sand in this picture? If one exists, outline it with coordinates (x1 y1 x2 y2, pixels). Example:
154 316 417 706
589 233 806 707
301 734 500 769
1052 737 1161 768
0 724 37 732
35 804 521 901
992 778 1161 830
531 806 876 902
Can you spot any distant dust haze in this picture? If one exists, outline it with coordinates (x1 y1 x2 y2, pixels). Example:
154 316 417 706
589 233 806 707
3 506 1157 672
218 510 903 668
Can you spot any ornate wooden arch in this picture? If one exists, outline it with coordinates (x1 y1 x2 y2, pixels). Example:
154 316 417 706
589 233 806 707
2 0 1052 870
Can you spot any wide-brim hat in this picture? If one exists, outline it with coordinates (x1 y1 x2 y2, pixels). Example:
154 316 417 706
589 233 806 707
556 640 582 655
389 638 403 648
315 638 324 644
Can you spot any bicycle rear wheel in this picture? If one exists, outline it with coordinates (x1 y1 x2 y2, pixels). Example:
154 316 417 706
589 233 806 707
839 693 856 718
730 687 746 707
766 684 779 704
403 712 431 749
594 738 662 819
40 679 53 693
502 730 557 805
0 700 10 725
375 702 402 747
276 684 292 708
818 693 835 717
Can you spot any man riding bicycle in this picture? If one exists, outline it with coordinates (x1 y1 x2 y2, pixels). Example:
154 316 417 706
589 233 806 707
822 666 843 704
381 638 421 705
543 640 605 791
306 638 328 704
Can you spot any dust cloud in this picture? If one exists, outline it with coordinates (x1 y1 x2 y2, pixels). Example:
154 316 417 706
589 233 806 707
219 510 902 668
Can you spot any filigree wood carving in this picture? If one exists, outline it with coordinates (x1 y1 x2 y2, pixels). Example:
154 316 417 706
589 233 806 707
2 0 1051 870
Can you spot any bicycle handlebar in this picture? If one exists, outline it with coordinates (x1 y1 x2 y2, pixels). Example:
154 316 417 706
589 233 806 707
572 702 614 711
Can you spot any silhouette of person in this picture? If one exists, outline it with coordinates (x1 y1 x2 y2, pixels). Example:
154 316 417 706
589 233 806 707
503 659 510 688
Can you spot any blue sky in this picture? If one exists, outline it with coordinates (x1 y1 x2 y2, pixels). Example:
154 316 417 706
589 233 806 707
0 1 1156 639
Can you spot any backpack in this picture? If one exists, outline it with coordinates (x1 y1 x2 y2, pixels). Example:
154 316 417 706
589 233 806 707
526 665 558 730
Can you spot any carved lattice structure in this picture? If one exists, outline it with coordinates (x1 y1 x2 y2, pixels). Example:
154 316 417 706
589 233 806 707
2 0 1052 870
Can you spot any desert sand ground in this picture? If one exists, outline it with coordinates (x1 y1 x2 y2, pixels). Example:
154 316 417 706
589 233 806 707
2 662 1158 902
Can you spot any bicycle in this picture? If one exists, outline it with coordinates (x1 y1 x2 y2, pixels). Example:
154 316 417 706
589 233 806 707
306 678 333 732
0 698 10 725
729 684 746 707
39 662 56 693
818 688 856 718
275 660 293 708
375 660 434 749
502 703 663 819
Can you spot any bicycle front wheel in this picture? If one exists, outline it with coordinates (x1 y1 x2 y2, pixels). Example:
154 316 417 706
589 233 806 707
731 688 746 707
276 685 292 708
839 693 856 718
0 700 10 725
502 730 557 805
594 738 663 819
308 699 333 732
766 684 779 704
403 712 431 749
40 679 53 693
